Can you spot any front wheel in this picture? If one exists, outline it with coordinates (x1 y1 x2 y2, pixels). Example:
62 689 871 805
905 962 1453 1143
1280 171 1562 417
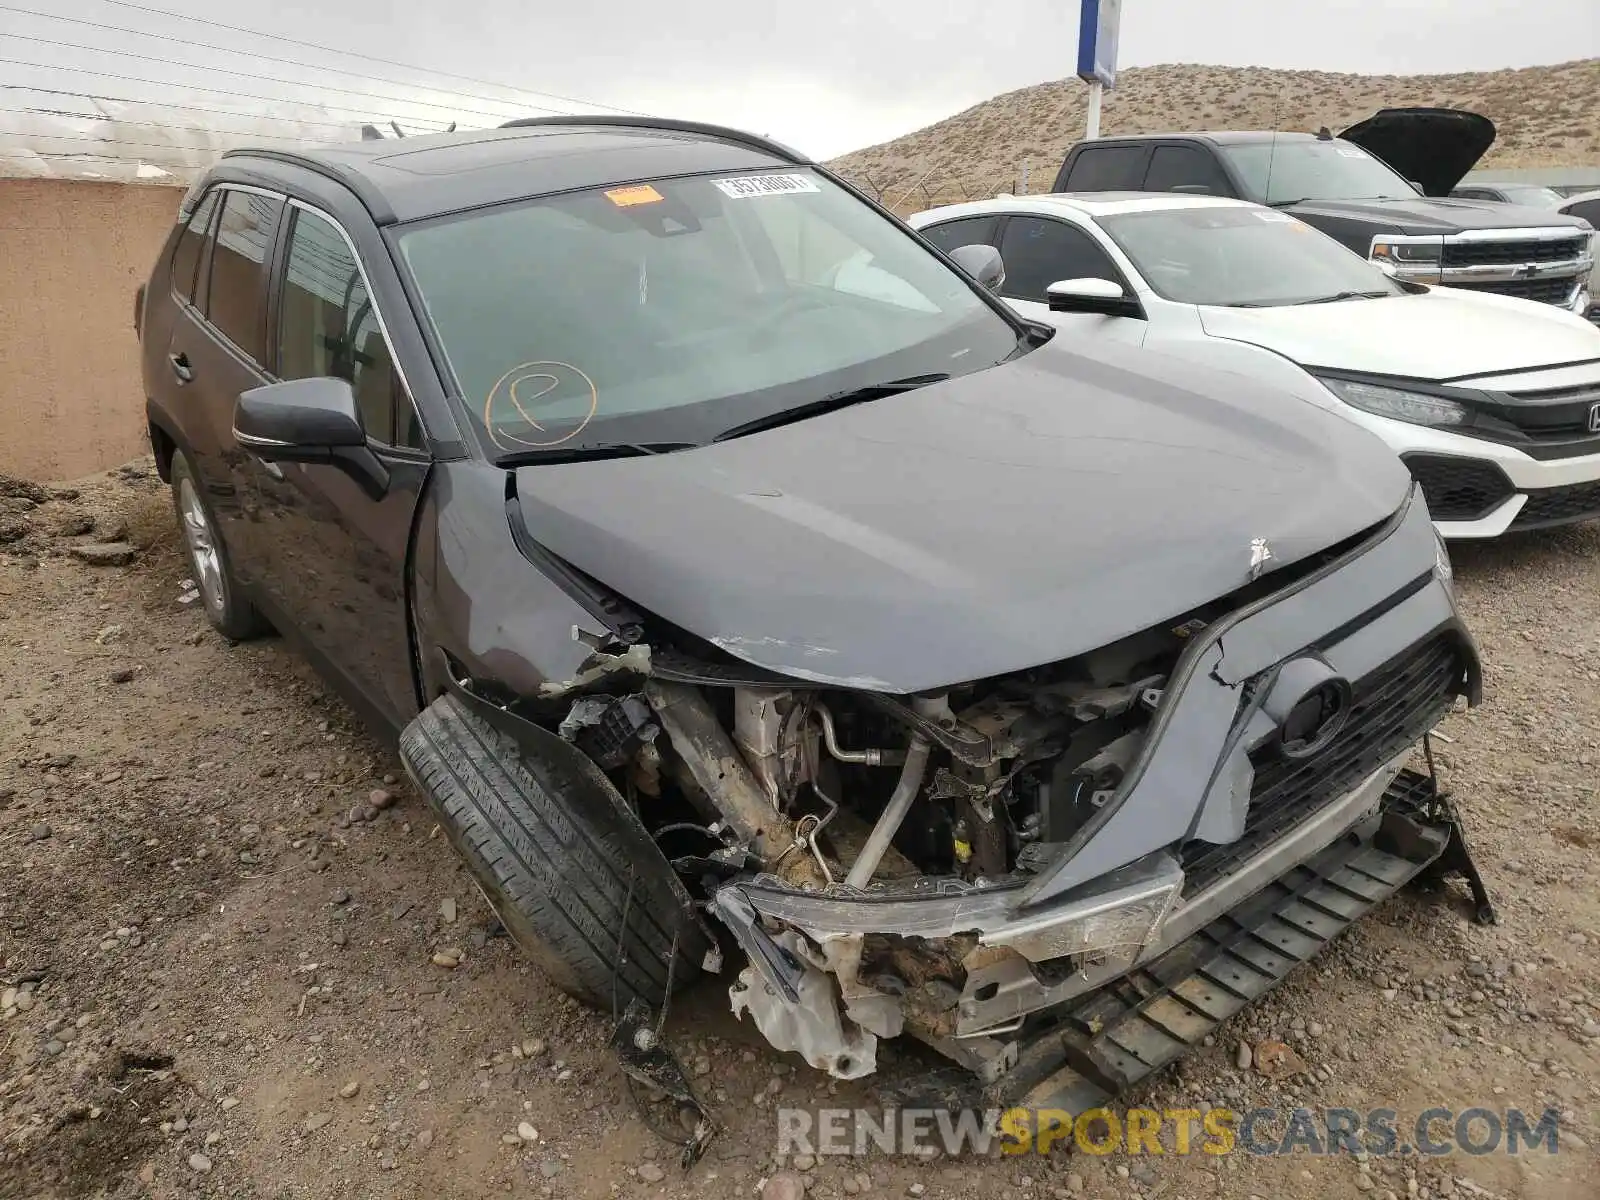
169 450 269 640
399 692 708 1009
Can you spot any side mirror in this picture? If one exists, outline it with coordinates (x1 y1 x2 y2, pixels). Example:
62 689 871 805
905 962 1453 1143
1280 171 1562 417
948 243 1006 294
1046 277 1145 319
234 377 366 461
234 377 391 495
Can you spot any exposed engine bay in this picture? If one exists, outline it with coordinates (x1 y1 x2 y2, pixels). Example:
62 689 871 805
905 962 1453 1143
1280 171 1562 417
552 616 1208 1081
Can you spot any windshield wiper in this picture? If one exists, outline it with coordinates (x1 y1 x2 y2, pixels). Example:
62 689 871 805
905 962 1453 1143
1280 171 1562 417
1294 289 1394 305
497 441 700 466
1266 197 1312 208
712 374 950 443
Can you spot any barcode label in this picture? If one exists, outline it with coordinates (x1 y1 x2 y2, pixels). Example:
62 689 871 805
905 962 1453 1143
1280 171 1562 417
712 173 820 199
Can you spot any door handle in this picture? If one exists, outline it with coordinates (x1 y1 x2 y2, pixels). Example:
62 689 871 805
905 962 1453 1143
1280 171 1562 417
168 352 194 384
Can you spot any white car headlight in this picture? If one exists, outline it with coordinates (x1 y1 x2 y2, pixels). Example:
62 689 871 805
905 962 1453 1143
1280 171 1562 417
1319 377 1469 428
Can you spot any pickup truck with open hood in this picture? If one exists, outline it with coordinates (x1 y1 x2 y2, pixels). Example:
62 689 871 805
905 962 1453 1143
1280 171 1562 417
1051 108 1593 316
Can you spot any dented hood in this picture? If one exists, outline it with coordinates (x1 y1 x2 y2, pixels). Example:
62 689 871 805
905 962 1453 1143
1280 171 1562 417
512 339 1411 693
1339 107 1496 197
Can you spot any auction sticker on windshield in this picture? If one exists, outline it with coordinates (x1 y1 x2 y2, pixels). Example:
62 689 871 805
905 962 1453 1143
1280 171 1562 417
713 174 820 199
604 184 664 207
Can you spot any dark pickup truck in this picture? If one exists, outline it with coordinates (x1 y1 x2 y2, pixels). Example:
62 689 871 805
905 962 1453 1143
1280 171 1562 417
1051 108 1594 315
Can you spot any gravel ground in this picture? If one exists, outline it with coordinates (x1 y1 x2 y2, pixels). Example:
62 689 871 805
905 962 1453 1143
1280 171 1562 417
1 462 1596 1200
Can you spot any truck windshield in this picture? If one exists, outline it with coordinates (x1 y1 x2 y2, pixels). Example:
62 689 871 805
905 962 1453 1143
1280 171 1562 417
395 168 1025 461
1097 206 1406 308
1220 141 1418 205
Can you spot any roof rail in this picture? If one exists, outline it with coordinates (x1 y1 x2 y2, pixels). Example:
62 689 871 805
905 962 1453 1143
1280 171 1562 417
497 114 810 165
220 148 397 223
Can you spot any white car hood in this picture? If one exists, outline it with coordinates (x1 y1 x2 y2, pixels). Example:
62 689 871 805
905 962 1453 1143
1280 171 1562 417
1197 289 1600 382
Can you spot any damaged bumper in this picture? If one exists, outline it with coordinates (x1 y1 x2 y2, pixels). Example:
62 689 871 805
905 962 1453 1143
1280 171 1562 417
995 767 1488 1112
705 491 1484 1081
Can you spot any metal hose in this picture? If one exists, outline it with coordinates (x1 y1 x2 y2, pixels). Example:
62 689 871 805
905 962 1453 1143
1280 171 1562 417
843 734 932 889
813 702 907 767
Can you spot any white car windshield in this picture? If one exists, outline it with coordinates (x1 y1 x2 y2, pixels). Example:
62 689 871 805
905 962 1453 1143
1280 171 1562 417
396 168 1024 460
1097 207 1407 308
1219 140 1417 205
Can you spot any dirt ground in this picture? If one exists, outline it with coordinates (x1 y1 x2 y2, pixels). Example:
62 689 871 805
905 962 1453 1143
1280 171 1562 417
1 462 1596 1200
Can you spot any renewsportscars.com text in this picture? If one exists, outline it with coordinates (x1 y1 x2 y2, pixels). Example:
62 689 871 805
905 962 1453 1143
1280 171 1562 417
776 1106 1565 1158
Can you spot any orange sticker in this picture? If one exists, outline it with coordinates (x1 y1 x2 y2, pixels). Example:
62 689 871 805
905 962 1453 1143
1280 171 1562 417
605 184 664 207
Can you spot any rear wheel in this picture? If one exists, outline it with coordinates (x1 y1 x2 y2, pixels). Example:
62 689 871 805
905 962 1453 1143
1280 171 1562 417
399 692 706 1009
170 451 269 640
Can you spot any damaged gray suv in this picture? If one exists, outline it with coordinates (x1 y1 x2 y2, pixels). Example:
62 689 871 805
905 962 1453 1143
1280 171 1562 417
136 116 1493 1150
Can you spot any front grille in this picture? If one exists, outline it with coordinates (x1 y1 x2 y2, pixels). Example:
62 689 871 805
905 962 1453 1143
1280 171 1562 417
1401 454 1514 521
1494 384 1600 440
1442 237 1587 267
1451 276 1577 305
1510 481 1600 530
1180 634 1465 893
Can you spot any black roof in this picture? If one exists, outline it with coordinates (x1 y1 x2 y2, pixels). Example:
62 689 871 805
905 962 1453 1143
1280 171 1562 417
222 116 810 225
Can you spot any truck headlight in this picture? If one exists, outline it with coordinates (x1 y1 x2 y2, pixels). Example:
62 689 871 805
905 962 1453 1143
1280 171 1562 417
1318 377 1469 428
1370 236 1444 283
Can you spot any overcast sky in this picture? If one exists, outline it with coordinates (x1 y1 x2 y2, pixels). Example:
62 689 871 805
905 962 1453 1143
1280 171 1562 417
5 0 1597 158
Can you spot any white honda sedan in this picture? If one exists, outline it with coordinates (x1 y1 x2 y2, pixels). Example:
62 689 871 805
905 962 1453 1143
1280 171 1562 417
907 193 1600 540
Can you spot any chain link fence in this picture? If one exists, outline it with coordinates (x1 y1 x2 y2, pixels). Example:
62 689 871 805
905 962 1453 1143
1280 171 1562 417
835 159 1064 218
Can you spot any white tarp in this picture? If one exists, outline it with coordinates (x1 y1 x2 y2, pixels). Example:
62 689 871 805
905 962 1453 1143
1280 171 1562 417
0 90 369 185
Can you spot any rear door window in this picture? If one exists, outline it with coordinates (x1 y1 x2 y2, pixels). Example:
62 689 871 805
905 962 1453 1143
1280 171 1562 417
997 216 1124 302
1064 145 1148 191
170 190 220 307
205 189 284 363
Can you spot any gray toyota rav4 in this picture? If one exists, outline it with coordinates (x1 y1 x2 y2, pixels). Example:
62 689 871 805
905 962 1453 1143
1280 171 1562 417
135 116 1491 1154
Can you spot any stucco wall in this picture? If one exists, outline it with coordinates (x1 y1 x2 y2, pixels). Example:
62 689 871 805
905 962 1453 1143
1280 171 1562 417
0 179 180 481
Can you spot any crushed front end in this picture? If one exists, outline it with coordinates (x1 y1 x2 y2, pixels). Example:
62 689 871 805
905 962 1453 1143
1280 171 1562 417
558 486 1489 1102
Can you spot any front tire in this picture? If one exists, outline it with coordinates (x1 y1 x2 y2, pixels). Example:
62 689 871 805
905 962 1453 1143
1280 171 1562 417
169 450 268 640
399 692 707 1009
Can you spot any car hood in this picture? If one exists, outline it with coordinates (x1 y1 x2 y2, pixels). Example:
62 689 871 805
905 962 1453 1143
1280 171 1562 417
1285 194 1590 234
1340 107 1495 196
510 339 1411 694
1197 289 1600 381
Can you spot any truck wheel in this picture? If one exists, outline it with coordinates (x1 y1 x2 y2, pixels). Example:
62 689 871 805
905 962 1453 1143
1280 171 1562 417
399 692 706 1010
170 450 270 640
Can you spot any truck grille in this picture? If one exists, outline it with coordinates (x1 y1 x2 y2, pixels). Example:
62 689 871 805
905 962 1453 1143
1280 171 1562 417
1452 276 1577 305
1401 454 1514 521
1180 633 1465 893
1509 481 1600 531
1442 237 1587 267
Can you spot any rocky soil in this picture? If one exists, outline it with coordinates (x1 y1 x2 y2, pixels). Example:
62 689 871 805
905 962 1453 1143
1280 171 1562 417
0 462 1596 1200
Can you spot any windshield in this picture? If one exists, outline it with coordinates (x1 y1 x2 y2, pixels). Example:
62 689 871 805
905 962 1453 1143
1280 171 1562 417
1220 140 1417 205
396 168 1024 459
1097 206 1405 307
